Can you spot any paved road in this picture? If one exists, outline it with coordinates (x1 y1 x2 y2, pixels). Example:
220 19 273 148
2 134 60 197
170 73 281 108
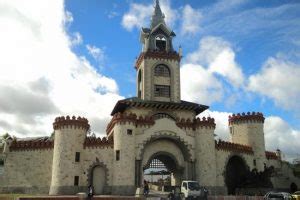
145 190 170 200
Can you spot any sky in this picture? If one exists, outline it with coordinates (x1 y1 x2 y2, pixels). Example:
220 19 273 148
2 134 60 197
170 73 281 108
0 0 299 161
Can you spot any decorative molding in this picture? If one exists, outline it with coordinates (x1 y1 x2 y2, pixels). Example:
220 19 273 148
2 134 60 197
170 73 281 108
215 140 254 155
229 112 265 125
53 116 90 130
135 51 181 69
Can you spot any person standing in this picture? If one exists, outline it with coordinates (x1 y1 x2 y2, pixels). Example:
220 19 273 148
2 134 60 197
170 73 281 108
87 185 94 200
144 180 149 196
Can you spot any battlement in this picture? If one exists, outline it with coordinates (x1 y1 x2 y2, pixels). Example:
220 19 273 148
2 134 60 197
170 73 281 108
215 140 254 154
9 138 54 151
265 151 279 160
84 136 113 149
176 117 216 130
106 112 155 134
53 115 90 130
229 112 265 125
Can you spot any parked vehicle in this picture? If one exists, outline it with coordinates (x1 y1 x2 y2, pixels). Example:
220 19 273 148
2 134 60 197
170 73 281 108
264 192 295 200
292 191 300 200
180 180 208 200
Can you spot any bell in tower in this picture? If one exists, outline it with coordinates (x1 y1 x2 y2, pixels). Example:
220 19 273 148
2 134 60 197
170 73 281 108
135 0 181 102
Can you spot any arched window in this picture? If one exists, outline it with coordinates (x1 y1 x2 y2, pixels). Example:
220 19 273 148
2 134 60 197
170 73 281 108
155 35 166 51
154 64 170 77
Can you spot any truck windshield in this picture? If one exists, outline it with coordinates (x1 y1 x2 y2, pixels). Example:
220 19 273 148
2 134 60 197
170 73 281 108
188 182 200 190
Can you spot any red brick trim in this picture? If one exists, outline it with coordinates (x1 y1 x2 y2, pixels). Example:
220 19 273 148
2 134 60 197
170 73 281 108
215 140 254 154
135 51 181 69
106 113 155 135
176 117 216 130
265 151 279 160
229 112 264 125
9 139 54 151
53 116 90 131
84 136 113 149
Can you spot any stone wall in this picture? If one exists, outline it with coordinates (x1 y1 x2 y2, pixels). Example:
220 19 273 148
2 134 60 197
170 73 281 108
0 149 53 194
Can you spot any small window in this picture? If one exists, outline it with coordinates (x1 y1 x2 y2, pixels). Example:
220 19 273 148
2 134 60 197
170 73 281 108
127 129 133 135
154 85 170 97
74 176 79 186
183 182 187 189
230 127 234 135
253 159 256 166
75 152 80 162
155 36 166 51
116 150 120 161
154 65 170 77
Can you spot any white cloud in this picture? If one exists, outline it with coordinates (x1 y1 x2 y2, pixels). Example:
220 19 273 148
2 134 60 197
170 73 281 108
265 116 300 161
0 0 123 137
121 0 177 31
187 36 244 88
70 32 82 46
121 3 152 31
248 56 300 111
86 44 105 63
181 5 202 35
180 64 223 105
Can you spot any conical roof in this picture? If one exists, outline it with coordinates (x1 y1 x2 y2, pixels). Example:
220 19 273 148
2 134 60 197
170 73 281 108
151 0 166 28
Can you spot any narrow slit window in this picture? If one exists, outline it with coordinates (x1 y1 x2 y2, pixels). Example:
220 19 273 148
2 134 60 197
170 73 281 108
75 152 80 162
74 176 79 186
116 150 120 161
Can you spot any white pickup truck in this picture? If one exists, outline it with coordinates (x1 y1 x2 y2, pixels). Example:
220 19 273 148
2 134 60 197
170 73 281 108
181 180 208 200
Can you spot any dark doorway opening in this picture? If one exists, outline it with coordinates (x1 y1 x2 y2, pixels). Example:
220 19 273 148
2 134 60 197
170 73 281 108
290 182 298 193
225 155 248 195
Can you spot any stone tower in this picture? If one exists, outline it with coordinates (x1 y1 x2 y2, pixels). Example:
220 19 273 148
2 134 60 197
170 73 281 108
229 112 266 171
136 0 181 102
49 116 90 195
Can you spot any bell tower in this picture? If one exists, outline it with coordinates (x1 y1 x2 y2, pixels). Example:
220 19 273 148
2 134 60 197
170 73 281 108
135 0 181 103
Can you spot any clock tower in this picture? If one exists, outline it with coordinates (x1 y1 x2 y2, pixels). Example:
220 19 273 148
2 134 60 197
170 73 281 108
135 0 181 102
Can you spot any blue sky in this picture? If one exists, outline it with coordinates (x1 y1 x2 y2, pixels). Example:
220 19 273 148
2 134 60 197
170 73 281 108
0 0 299 160
65 0 300 125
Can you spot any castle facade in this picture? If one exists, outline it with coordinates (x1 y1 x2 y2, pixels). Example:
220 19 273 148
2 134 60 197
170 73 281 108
0 0 299 196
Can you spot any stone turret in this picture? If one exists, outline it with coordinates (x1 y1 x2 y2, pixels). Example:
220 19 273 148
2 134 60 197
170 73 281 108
49 116 90 195
110 112 137 195
194 117 217 190
229 112 266 171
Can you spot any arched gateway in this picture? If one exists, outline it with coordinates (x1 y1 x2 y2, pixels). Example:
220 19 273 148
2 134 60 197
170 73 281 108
139 136 193 187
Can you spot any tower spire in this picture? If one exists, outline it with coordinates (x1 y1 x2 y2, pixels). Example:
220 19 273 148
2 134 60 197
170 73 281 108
151 0 165 28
